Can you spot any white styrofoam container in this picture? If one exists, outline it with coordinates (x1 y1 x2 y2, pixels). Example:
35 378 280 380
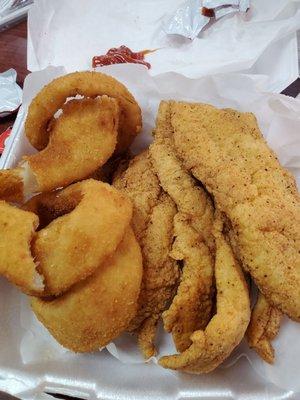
1 65 300 400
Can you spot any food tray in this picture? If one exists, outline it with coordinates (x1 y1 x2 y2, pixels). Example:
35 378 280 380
0 64 300 400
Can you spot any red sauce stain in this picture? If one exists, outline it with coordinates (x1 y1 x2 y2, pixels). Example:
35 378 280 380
92 45 153 69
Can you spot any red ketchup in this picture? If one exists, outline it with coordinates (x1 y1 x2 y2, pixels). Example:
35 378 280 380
0 126 12 154
92 45 151 69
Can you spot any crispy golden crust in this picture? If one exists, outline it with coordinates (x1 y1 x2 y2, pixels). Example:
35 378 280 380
25 71 142 153
114 151 179 358
30 179 133 296
162 215 214 352
0 168 24 203
171 101 300 321
0 201 42 294
25 96 119 193
31 227 143 353
150 101 214 352
159 214 251 373
247 292 282 364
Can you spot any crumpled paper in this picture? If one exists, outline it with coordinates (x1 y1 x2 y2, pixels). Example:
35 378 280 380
0 69 22 117
27 0 300 93
1 64 297 398
164 0 250 39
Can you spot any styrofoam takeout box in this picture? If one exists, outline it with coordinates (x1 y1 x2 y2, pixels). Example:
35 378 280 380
0 64 300 400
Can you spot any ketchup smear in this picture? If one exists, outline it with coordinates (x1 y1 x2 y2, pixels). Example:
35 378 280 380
92 45 152 69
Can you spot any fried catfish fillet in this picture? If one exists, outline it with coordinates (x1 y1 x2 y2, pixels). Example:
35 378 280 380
247 292 282 364
171 102 300 321
114 151 179 358
150 101 214 352
159 213 250 373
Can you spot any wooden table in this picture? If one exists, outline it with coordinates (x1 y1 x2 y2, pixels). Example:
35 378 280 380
0 19 27 133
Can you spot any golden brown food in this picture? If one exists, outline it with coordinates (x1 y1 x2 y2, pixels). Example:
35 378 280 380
159 214 251 373
25 71 142 154
0 201 42 294
247 292 282 364
171 101 300 321
0 168 24 203
29 179 133 296
31 228 143 352
24 96 119 193
114 151 179 358
150 101 214 352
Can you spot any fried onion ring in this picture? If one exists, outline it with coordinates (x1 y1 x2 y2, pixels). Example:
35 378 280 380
0 96 119 202
0 179 132 296
0 201 42 294
31 227 143 352
25 71 142 154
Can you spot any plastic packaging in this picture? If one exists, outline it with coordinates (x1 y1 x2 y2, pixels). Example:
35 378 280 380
0 69 22 117
0 0 33 31
164 0 250 39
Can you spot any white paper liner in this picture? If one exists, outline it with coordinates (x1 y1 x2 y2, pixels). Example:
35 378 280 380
0 69 22 117
1 64 299 397
27 0 300 93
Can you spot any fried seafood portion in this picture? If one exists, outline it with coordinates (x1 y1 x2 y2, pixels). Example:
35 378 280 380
114 151 179 358
31 228 143 352
159 214 250 373
247 292 282 364
150 101 214 352
171 101 300 321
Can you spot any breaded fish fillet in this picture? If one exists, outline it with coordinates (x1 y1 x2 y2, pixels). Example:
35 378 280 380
247 292 282 364
159 213 250 373
114 151 179 358
150 101 215 352
171 102 300 321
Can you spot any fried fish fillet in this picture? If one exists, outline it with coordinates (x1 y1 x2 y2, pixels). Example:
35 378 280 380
150 101 214 352
114 151 179 358
31 227 143 352
171 102 300 321
159 213 251 373
246 292 282 364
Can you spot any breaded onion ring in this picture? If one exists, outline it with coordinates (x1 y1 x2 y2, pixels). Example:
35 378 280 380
25 71 142 154
31 227 143 353
0 201 43 294
25 179 133 296
0 96 119 202
0 179 132 296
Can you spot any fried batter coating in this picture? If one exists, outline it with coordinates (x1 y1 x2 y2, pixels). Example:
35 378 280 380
24 96 119 193
150 101 214 352
114 151 179 358
247 292 282 364
31 228 143 352
159 214 250 373
28 179 133 296
0 168 24 203
25 71 142 154
171 102 300 321
0 201 42 295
